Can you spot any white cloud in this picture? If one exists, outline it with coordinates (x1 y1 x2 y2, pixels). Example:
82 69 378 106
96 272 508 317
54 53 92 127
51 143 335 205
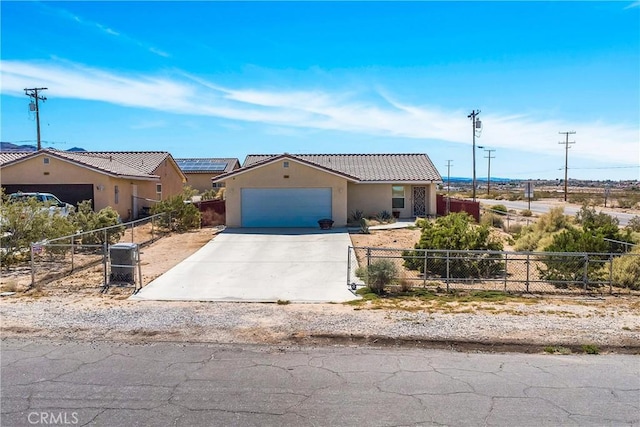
42 4 169 58
2 59 638 167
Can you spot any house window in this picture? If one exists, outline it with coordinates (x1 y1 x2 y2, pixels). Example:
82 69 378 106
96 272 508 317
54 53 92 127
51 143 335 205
43 158 50 164
283 161 289 168
114 185 119 204
212 182 225 188
392 186 405 209
156 184 162 196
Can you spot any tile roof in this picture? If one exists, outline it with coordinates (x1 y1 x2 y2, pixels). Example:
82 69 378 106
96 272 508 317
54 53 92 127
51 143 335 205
0 149 183 180
242 154 442 182
175 158 239 174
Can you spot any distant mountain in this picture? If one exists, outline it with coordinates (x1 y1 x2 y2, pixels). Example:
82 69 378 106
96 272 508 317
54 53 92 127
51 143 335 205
1 142 85 152
445 176 513 183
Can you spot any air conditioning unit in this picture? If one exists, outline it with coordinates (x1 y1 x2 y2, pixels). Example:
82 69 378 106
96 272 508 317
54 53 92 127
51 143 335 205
109 243 139 284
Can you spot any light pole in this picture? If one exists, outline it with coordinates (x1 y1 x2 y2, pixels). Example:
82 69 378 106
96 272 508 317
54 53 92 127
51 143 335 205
467 110 481 201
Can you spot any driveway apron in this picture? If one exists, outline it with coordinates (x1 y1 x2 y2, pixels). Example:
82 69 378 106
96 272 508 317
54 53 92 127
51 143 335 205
130 228 357 303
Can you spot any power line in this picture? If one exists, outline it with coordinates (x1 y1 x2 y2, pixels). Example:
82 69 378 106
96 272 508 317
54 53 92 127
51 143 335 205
559 131 576 201
24 88 48 151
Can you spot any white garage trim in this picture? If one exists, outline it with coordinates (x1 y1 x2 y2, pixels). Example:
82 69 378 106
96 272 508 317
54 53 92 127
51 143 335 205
241 188 332 227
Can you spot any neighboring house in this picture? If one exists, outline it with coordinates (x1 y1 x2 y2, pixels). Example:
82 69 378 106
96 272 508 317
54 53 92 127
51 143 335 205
213 153 442 228
0 149 187 220
175 158 240 193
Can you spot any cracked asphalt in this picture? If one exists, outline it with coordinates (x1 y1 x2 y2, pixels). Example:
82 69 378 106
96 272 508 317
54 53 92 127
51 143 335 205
1 338 638 426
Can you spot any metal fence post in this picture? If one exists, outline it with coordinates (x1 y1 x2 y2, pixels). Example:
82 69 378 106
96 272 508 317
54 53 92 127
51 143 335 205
366 247 371 267
104 229 108 246
608 254 613 295
347 247 351 288
103 243 108 288
583 254 589 292
30 244 35 288
446 250 450 292
525 253 530 293
503 252 508 292
423 250 428 288
71 235 75 273
131 222 134 243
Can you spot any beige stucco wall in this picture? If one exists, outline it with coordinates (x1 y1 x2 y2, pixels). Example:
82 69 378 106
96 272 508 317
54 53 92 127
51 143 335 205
224 160 349 227
347 183 438 219
184 173 222 193
347 184 392 218
151 159 186 200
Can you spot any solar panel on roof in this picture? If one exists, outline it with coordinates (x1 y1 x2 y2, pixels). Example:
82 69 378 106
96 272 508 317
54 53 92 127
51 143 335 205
176 159 228 172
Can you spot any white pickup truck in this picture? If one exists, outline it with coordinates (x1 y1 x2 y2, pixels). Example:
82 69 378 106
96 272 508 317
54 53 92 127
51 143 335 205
7 192 75 216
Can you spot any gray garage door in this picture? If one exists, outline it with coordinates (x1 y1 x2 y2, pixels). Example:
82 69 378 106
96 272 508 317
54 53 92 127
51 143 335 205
241 188 332 227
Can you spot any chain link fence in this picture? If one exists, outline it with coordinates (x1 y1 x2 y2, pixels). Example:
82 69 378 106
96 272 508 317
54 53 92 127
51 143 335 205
348 246 640 294
29 213 171 288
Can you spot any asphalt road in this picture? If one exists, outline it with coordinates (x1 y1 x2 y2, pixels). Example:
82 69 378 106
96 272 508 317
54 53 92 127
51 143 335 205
480 198 637 227
2 339 638 426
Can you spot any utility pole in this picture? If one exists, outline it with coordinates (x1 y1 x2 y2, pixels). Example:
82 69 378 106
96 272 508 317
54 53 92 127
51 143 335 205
467 110 481 201
483 149 496 195
24 87 48 151
558 131 576 202
445 160 453 214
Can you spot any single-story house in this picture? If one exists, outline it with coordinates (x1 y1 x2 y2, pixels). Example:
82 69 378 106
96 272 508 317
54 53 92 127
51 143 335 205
212 153 442 228
174 158 240 193
0 149 187 220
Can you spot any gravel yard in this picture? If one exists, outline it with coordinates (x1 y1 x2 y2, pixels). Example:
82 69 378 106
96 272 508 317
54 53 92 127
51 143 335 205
1 226 639 353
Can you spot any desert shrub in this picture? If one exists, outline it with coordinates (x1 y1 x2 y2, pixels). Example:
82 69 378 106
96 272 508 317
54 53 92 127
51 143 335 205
521 209 533 217
152 188 201 232
376 210 395 223
355 259 398 294
72 201 124 244
625 216 640 233
0 198 76 269
481 212 503 229
415 218 429 229
349 209 365 223
506 223 523 236
359 218 370 234
490 204 508 215
200 189 217 201
514 207 572 251
403 212 503 278
611 247 640 290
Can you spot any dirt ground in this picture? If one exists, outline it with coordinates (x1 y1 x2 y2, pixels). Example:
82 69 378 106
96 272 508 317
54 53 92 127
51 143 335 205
1 223 639 352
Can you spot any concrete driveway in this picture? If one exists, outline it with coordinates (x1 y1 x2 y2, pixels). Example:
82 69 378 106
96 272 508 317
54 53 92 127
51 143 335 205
131 228 357 303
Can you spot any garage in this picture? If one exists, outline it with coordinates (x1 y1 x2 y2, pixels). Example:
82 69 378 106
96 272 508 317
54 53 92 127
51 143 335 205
241 188 332 227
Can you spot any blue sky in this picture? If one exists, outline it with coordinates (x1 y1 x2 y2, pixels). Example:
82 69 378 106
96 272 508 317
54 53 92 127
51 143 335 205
1 1 639 181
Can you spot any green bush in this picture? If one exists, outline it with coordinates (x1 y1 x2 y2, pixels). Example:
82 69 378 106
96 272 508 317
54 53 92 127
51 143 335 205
625 216 640 233
355 259 398 294
611 248 640 290
514 207 572 251
521 209 533 217
481 212 504 229
490 204 508 215
0 198 76 269
403 212 503 278
151 188 201 232
72 201 124 244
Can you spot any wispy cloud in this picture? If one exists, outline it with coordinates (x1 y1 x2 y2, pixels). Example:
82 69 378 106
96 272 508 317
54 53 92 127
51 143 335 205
624 1 640 9
2 59 638 166
40 3 169 58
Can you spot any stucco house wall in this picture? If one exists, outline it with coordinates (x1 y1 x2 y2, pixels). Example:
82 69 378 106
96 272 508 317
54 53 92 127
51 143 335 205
225 159 349 227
